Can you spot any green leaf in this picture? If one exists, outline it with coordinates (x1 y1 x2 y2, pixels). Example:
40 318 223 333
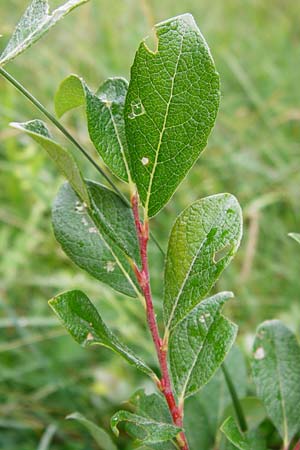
128 390 176 450
52 181 140 297
124 13 220 217
169 292 237 399
10 120 90 207
221 417 251 450
252 320 300 446
221 418 267 450
111 410 180 444
87 180 140 263
184 396 215 450
55 74 130 182
0 0 88 67
67 412 117 450
49 290 155 379
289 233 300 244
55 74 86 118
164 193 242 330
184 347 247 450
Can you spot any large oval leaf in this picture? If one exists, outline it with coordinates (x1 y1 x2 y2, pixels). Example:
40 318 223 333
52 182 140 297
252 320 300 447
125 13 220 217
164 193 242 331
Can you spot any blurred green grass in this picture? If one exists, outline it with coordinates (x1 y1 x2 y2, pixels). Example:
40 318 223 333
0 0 300 448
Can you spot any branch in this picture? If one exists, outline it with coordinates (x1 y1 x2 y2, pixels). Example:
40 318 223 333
131 191 189 450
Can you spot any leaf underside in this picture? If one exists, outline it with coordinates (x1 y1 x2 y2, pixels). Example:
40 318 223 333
10 120 90 207
126 390 176 449
288 233 300 245
164 193 243 330
252 320 300 445
111 410 180 445
125 13 220 217
55 74 130 182
52 181 140 297
49 290 154 378
0 0 88 66
169 292 237 399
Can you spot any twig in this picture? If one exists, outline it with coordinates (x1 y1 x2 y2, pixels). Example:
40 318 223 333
131 191 189 450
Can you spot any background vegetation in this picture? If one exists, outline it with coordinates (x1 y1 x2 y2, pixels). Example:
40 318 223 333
0 0 299 448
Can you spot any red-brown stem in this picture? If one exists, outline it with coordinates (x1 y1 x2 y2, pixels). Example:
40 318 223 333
292 442 300 450
131 192 189 450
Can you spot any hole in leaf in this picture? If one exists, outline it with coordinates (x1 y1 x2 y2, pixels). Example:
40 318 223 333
213 243 233 263
128 99 145 119
143 27 159 54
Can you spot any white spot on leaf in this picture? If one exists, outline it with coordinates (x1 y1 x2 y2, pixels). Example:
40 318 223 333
141 156 149 166
254 347 265 360
86 332 94 342
88 227 98 234
81 216 88 226
105 261 116 272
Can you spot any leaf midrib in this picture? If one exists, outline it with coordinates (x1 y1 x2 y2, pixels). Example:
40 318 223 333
144 35 184 216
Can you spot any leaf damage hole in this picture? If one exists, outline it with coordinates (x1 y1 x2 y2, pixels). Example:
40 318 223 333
128 99 145 119
75 200 88 213
143 26 159 54
213 243 233 264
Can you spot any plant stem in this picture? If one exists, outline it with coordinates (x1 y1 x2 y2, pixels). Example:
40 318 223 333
0 67 165 255
131 192 189 450
292 441 300 450
0 67 124 196
221 363 248 432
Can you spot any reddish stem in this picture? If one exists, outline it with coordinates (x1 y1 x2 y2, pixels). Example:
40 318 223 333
131 192 189 450
292 442 300 450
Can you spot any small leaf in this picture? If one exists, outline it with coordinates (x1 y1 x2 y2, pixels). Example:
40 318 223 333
169 292 237 399
289 233 300 245
67 412 117 450
52 182 139 297
0 0 88 66
127 390 176 450
125 14 220 217
10 120 90 207
221 417 251 450
252 320 300 446
55 74 130 182
55 74 86 118
111 410 180 444
49 290 155 379
164 193 242 330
